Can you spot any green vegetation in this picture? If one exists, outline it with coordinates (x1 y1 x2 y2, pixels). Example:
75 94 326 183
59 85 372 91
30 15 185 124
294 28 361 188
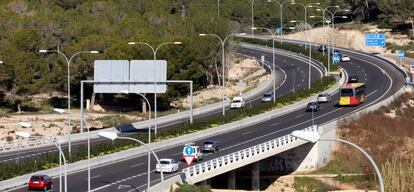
238 38 340 72
0 75 336 181
174 184 211 192
0 0 411 113
293 177 336 192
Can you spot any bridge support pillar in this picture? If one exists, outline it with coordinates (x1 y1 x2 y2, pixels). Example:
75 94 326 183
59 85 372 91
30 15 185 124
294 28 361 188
251 162 260 190
227 170 236 189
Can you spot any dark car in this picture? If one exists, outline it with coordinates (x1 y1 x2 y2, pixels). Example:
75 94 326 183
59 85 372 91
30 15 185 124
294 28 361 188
348 76 359 83
202 140 220 153
318 45 327 52
28 175 53 191
306 102 320 112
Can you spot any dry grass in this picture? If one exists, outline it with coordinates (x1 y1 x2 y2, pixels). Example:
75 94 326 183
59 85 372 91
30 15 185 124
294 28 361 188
382 159 414 192
322 92 414 191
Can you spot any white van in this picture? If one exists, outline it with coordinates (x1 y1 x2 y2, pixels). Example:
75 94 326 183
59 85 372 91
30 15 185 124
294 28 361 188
230 96 245 109
182 143 204 161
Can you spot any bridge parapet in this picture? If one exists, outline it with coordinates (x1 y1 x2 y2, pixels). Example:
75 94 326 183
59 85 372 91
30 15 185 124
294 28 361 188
182 125 317 184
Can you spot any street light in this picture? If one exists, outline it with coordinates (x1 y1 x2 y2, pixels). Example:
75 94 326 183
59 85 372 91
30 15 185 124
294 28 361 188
39 48 100 156
15 131 67 192
98 131 164 192
291 130 384 192
290 2 321 49
267 0 294 45
127 41 182 136
252 27 277 103
120 89 153 192
291 20 328 89
199 33 246 116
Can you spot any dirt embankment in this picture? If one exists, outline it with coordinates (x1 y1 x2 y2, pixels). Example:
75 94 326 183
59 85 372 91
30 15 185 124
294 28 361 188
284 23 412 54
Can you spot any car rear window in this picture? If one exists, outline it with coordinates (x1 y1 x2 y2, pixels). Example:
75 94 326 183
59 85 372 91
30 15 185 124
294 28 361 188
31 176 43 181
204 141 214 144
318 94 324 97
264 93 271 97
160 160 170 164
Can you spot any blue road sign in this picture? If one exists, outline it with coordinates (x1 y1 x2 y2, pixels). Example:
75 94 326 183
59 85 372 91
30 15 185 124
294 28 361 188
275 27 282 34
365 33 386 47
397 51 405 58
184 146 194 156
333 52 340 63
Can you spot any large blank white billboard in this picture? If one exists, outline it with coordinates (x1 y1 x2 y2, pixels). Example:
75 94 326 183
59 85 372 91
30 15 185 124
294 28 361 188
93 60 129 93
93 60 167 94
130 60 167 93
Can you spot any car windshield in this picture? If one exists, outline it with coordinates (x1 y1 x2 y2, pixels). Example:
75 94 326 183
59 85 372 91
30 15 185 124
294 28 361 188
308 102 317 106
160 160 170 165
341 88 354 96
31 176 43 181
204 141 214 144
263 93 272 97
318 94 325 97
232 99 241 103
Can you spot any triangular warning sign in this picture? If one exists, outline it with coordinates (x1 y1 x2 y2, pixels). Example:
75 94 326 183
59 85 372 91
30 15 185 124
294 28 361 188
183 155 195 166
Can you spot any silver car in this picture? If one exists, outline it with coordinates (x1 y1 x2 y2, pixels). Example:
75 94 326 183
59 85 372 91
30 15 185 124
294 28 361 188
317 93 331 103
202 140 220 153
261 93 273 102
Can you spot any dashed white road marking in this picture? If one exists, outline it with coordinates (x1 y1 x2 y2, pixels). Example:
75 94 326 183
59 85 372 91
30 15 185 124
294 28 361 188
130 163 144 168
296 114 304 118
242 131 253 135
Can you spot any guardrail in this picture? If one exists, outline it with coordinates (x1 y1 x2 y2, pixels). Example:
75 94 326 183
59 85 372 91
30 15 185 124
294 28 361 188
0 136 56 152
182 125 317 184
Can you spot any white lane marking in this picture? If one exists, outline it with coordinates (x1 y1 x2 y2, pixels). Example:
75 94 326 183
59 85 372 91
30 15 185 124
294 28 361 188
296 114 304 118
271 122 279 127
126 174 178 192
89 175 101 180
130 163 144 168
89 170 155 192
220 108 343 152
242 131 253 135
172 152 181 156
366 90 378 98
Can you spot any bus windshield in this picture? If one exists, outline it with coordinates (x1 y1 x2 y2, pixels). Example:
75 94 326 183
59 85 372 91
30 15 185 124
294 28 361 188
340 88 354 96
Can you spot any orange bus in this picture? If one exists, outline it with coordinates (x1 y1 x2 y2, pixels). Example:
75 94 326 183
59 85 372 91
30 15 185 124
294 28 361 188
339 83 366 106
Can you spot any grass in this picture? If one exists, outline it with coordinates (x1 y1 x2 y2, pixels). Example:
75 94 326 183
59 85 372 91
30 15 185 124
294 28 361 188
315 92 414 192
293 177 336 192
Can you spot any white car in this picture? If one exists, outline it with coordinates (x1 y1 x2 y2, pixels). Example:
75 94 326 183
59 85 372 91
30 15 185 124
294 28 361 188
230 96 245 109
182 144 204 161
317 93 331 103
156 158 179 173
341 55 351 62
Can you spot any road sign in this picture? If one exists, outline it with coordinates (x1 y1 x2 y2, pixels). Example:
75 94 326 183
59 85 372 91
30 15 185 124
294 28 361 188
365 33 386 47
410 65 414 73
333 52 340 63
184 146 194 155
183 155 195 166
275 27 282 34
397 51 405 58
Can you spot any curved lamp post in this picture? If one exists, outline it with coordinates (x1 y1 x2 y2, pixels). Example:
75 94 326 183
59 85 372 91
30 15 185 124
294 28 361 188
267 0 294 45
127 41 182 136
252 27 277 103
290 19 328 89
15 131 67 192
291 130 384 192
120 89 153 192
39 49 100 156
199 33 246 117
98 131 164 192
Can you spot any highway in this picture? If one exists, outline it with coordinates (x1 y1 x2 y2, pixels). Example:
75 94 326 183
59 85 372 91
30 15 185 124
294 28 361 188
5 41 404 192
0 45 323 164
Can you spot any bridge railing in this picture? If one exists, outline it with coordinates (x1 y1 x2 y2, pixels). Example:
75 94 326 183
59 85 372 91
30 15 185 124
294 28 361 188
0 136 56 152
182 126 317 181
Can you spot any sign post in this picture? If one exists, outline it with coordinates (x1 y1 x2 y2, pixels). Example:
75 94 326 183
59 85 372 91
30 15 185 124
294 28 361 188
397 51 405 65
183 145 195 166
333 52 340 64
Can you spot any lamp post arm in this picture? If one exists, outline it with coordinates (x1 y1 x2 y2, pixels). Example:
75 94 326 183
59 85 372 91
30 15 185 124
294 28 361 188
117 136 164 192
320 138 384 192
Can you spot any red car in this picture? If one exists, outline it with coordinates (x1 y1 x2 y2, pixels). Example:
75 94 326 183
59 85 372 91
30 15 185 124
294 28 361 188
28 175 53 191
